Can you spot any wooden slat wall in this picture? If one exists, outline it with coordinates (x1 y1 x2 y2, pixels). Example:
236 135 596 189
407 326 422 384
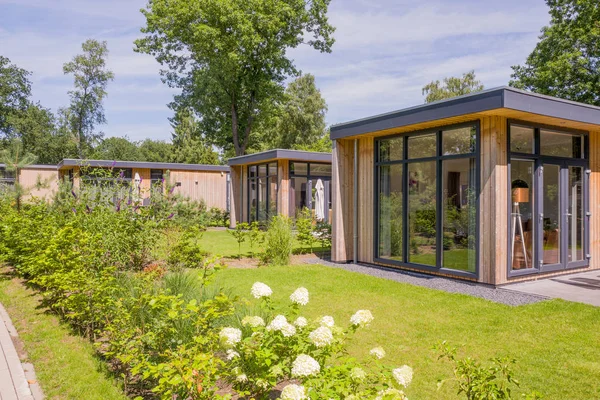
589 130 600 271
278 159 290 217
332 139 354 262
479 116 508 285
133 168 151 195
169 170 229 209
241 166 248 223
358 137 374 263
229 166 241 227
20 168 59 200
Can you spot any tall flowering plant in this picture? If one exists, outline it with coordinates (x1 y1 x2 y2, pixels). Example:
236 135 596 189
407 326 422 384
219 282 413 399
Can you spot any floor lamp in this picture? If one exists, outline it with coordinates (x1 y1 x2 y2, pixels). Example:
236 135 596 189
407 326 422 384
511 180 530 269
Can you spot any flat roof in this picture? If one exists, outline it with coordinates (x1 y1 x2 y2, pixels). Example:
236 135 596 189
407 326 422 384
330 86 600 139
0 164 57 170
58 159 230 172
228 149 332 166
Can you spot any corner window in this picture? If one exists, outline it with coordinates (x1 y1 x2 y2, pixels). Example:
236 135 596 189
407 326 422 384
248 162 277 222
289 162 332 222
375 122 479 275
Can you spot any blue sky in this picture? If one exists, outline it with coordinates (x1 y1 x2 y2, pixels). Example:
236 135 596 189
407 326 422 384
0 0 551 142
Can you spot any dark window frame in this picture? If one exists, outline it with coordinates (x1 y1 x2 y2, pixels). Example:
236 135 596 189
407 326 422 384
507 120 590 279
289 161 332 214
374 121 481 279
247 162 278 223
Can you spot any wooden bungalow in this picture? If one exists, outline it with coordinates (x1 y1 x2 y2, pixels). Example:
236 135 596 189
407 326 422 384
228 149 332 227
57 159 230 210
330 87 600 285
0 164 59 200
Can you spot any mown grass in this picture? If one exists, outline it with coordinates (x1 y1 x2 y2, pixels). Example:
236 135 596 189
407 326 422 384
0 268 127 400
212 264 600 399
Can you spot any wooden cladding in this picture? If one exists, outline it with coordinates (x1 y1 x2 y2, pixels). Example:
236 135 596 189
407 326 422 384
331 140 354 262
589 130 600 271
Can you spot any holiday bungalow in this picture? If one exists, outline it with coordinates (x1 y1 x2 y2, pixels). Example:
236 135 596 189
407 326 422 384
57 159 230 210
228 149 332 227
330 86 600 286
0 164 59 200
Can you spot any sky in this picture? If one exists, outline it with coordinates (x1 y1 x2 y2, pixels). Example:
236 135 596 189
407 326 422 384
0 0 551 142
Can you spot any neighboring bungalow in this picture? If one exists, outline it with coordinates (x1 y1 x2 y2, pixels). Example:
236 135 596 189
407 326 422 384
330 86 600 286
0 164 59 200
56 159 231 210
228 149 332 227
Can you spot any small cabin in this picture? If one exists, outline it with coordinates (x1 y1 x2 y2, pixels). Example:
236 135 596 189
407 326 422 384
329 87 600 285
228 149 332 226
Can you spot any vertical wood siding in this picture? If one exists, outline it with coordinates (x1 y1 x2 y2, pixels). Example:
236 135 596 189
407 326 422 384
589 130 600 271
278 159 290 217
20 168 59 200
358 137 374 263
332 139 354 262
169 170 229 209
229 166 242 227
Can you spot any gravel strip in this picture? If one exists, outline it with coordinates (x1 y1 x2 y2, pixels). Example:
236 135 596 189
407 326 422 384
304 258 547 306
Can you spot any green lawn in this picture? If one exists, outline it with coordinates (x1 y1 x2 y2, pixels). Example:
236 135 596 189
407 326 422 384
212 264 600 399
0 268 127 400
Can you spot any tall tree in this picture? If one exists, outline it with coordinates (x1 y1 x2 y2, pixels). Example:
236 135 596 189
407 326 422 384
257 73 329 151
170 108 219 164
135 0 335 156
92 136 142 161
510 0 600 106
63 39 114 158
0 138 37 210
138 139 173 162
0 56 32 138
422 70 484 103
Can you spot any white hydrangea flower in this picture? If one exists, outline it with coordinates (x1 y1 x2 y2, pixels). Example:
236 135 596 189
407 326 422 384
392 365 413 388
281 323 297 337
267 315 288 331
350 310 374 327
226 349 239 360
251 282 273 299
289 287 309 305
375 388 406 400
370 346 386 359
236 374 248 383
242 315 265 327
280 384 307 400
293 316 308 328
308 326 334 347
350 367 367 382
219 327 242 347
320 315 335 327
291 354 320 377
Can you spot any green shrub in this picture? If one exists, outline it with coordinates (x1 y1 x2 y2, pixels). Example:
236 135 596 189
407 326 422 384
247 221 263 258
261 215 293 266
227 222 249 259
296 207 315 254
167 226 208 270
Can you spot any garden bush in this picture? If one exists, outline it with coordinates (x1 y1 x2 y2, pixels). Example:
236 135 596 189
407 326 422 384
262 215 294 266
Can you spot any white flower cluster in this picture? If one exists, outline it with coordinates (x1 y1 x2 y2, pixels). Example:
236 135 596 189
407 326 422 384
226 349 239 360
320 315 335 327
241 315 265 327
293 316 308 328
350 310 374 327
392 365 413 388
370 346 386 359
308 326 334 347
266 315 296 337
375 388 406 400
280 384 307 400
289 287 309 305
291 354 320 377
219 327 242 348
251 282 272 299
350 367 367 382
236 374 248 383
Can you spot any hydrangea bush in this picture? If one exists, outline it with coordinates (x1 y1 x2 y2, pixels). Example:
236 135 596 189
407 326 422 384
220 282 413 399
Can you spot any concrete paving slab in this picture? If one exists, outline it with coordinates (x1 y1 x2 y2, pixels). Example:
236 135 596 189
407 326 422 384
503 270 600 307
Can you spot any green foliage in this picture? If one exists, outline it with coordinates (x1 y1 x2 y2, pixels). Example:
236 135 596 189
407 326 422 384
0 55 31 137
314 221 332 257
422 71 484 103
135 0 335 156
228 222 249 259
92 136 142 161
436 342 543 400
137 138 173 162
0 138 37 210
510 0 600 106
261 215 294 266
170 108 220 164
296 207 315 254
62 39 114 158
207 207 229 227
167 226 208 270
247 221 263 258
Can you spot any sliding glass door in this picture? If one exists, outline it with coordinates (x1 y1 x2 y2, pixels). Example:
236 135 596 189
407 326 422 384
509 123 589 276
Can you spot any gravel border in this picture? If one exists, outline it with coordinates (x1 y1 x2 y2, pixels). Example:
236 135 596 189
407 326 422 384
304 258 547 306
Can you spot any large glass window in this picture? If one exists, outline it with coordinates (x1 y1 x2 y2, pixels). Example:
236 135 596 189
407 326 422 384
508 123 589 275
248 162 277 222
289 162 332 222
375 123 479 275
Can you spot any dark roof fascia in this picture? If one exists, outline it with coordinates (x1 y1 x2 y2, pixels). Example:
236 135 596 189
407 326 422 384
228 149 332 166
330 86 600 139
57 159 230 172
0 164 57 170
